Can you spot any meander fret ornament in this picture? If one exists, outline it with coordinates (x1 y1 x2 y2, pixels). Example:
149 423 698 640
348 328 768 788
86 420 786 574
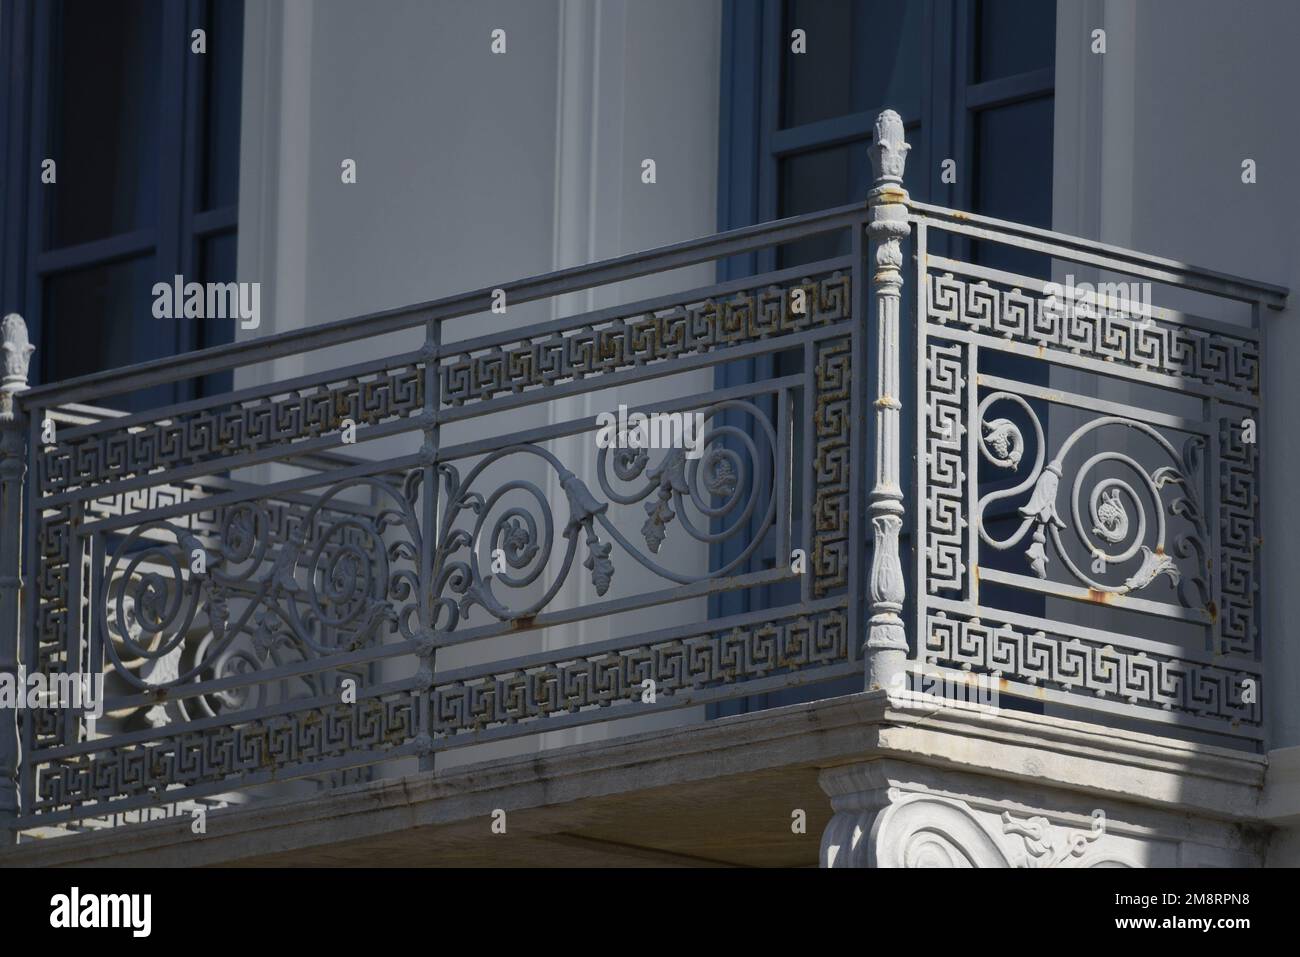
20 264 861 815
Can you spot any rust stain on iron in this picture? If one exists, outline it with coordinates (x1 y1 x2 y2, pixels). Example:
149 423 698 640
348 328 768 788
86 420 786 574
510 615 536 631
1087 588 1115 604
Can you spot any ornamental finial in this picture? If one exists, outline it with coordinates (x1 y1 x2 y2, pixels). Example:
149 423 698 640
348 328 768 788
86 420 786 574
1 314 34 393
868 109 910 186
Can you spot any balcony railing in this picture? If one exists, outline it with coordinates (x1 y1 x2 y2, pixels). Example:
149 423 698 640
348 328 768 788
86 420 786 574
0 111 1286 839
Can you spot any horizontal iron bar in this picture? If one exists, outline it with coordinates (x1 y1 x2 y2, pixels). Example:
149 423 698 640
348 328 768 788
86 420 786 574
46 413 422 510
54 349 425 444
20 204 869 408
430 660 862 753
924 595 1259 672
433 566 798 650
438 372 803 463
29 676 421 762
911 203 1288 308
98 639 420 713
78 451 426 535
433 596 848 685
443 255 853 354
438 324 838 428
16 740 424 831
925 323 1259 407
919 664 1262 741
976 373 1213 435
977 567 1212 624
926 254 1262 341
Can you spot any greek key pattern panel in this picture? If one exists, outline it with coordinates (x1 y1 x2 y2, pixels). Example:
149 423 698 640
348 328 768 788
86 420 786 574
39 364 424 494
86 479 372 543
30 506 75 747
430 607 848 737
1219 409 1259 656
925 611 1260 726
927 273 1258 396
925 340 966 593
441 272 850 407
31 693 417 814
813 337 850 597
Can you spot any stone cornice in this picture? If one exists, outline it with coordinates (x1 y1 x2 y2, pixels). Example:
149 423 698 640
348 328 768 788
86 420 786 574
0 690 1269 867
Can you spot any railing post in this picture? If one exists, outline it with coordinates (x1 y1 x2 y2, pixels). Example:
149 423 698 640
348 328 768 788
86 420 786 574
864 111 910 691
0 314 33 844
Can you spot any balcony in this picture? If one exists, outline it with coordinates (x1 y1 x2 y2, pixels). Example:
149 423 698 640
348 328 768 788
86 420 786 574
0 112 1288 867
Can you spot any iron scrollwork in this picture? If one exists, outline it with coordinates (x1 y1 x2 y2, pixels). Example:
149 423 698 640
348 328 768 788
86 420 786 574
976 392 1209 606
430 400 779 629
100 475 426 702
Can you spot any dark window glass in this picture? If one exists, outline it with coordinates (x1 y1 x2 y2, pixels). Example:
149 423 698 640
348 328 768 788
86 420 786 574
782 0 920 128
45 0 162 248
43 255 165 382
974 97 1054 274
201 0 244 210
198 233 237 322
977 0 1056 82
197 230 238 396
778 142 857 265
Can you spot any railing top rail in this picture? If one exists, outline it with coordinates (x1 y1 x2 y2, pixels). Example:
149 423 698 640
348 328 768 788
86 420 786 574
910 199 1289 310
18 194 1288 411
18 202 869 410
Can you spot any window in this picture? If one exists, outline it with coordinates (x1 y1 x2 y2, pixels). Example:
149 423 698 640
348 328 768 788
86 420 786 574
0 0 245 409
714 0 1056 712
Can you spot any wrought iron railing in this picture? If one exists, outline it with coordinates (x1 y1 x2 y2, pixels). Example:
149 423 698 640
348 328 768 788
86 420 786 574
910 197 1280 745
0 111 1286 839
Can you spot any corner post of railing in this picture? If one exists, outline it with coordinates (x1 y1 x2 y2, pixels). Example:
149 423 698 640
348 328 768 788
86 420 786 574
863 111 911 692
0 313 34 843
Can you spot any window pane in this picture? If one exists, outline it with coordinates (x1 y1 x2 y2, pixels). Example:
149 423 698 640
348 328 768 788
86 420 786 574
202 0 245 211
977 0 1056 82
45 0 162 248
975 97 1054 272
974 98 1053 398
783 0 852 126
197 231 238 395
782 0 920 128
777 142 864 266
41 256 176 409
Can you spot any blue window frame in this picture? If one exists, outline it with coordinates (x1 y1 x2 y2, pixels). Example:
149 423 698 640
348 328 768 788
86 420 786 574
0 0 244 410
714 0 1056 713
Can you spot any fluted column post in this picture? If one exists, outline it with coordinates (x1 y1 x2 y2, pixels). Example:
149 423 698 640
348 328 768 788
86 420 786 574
864 111 910 691
0 314 34 843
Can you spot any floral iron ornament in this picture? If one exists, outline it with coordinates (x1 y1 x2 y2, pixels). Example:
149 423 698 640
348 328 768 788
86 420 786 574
976 392 1206 602
430 400 778 630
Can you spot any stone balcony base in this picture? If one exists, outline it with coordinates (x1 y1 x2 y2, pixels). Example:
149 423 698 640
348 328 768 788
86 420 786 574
1 691 1285 868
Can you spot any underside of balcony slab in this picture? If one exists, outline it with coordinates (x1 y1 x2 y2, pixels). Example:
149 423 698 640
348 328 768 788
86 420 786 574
0 691 1274 868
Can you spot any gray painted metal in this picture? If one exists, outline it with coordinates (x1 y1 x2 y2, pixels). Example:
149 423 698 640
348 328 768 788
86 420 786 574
0 110 1285 837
